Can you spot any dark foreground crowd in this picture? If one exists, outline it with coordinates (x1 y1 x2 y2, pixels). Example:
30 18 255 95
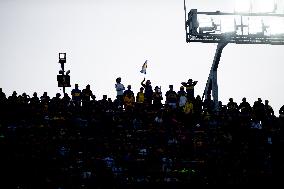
0 83 284 188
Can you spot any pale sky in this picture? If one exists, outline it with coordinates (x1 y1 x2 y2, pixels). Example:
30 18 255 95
0 0 284 115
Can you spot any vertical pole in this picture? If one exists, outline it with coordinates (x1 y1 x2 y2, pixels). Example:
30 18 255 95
203 41 228 111
61 62 65 95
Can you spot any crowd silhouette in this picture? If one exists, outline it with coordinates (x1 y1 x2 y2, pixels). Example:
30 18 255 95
0 77 284 187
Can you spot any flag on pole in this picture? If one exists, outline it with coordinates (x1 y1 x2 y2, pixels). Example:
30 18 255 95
140 60 147 74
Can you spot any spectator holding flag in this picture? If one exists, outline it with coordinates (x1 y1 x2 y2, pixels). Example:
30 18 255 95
141 78 153 106
140 60 153 106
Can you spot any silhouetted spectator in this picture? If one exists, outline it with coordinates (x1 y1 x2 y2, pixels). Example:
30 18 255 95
177 86 187 108
279 105 284 117
82 84 93 105
239 97 252 115
141 77 153 105
264 100 274 117
165 85 177 109
115 77 125 108
227 98 238 115
181 78 198 100
71 84 82 107
0 88 6 103
8 91 18 105
152 86 163 110
136 87 145 109
123 85 134 98
253 98 265 121
123 92 135 112
40 92 50 104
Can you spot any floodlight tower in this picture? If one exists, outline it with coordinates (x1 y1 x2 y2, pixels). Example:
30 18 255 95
57 53 71 95
184 2 284 111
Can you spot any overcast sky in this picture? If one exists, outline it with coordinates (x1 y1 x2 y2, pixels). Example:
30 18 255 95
0 0 284 114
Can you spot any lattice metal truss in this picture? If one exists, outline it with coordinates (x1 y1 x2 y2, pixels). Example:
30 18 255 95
185 9 284 111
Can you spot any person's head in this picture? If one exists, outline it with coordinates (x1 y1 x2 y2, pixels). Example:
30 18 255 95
258 98 262 102
188 79 193 83
195 95 200 100
242 97 246 102
33 92 37 97
103 95 107 99
116 77 121 83
146 80 151 85
127 85 131 89
56 93 61 98
169 85 173 90
43 92 47 96
155 86 159 92
265 100 269 105
91 95 96 100
12 91 17 96
75 84 79 89
229 98 233 102
86 84 90 89
180 86 184 91
140 87 144 92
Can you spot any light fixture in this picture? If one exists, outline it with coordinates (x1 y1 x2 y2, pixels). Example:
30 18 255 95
58 53 66 64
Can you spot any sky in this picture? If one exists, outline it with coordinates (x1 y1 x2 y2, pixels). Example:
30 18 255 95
0 0 284 115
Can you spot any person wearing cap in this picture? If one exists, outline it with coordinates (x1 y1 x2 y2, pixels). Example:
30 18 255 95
181 78 198 100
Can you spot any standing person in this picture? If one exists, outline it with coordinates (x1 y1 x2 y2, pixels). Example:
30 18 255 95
123 85 134 97
181 78 198 100
71 84 82 107
115 77 125 108
165 85 177 109
82 84 93 108
177 86 187 108
152 86 163 110
136 87 145 104
141 77 153 105
0 88 6 103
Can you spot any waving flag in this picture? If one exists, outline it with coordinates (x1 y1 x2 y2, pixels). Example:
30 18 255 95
140 60 147 74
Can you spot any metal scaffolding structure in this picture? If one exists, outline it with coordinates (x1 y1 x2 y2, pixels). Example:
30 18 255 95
185 7 284 110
